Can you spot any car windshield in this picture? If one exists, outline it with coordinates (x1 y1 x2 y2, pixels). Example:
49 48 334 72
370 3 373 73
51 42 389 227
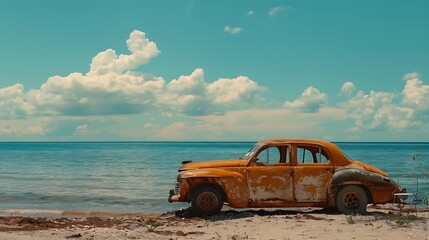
240 144 261 160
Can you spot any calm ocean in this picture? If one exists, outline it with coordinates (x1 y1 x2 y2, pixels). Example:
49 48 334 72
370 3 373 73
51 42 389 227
0 142 428 213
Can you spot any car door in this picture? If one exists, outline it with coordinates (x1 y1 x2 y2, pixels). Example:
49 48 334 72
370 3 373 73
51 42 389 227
293 144 335 203
247 144 294 207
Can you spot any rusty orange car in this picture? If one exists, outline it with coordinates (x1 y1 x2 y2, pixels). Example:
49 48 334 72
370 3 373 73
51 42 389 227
168 138 402 216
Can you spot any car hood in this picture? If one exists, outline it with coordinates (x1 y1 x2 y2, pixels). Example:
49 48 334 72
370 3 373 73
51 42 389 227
179 159 244 170
350 160 388 176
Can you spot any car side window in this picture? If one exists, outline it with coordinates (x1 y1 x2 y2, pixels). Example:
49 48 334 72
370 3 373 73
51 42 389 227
318 148 330 163
255 146 281 164
297 146 330 164
298 147 314 163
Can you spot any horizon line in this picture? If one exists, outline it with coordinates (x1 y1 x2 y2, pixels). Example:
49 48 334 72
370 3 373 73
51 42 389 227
1 140 429 144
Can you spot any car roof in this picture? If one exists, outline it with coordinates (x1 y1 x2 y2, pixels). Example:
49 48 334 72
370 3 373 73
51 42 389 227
257 138 331 145
256 138 350 165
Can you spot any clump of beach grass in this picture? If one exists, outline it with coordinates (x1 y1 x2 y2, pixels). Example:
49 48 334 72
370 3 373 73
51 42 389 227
386 212 426 227
145 219 162 232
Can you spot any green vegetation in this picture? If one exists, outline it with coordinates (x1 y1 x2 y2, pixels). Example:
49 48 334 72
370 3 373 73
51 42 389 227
387 212 425 226
145 219 162 232
345 212 426 227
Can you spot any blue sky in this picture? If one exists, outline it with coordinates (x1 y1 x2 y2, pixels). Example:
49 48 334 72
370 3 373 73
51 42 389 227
1 0 429 141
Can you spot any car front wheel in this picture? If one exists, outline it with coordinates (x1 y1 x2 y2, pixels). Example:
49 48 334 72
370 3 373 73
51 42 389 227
336 185 368 214
191 186 223 216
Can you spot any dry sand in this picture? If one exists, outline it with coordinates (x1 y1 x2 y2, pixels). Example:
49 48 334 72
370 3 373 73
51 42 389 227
0 206 428 240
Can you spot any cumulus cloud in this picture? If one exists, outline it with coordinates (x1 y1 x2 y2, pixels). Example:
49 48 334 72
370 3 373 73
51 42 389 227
401 72 429 127
284 86 328 113
402 72 429 106
340 82 356 96
3 27 428 140
343 72 429 131
27 72 162 116
88 30 159 76
0 84 33 119
345 90 401 131
207 76 265 105
268 6 286 17
167 68 206 95
0 30 265 120
162 68 265 116
224 26 242 34
23 30 163 116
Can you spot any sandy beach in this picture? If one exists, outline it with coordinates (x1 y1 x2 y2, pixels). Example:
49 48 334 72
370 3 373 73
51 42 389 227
0 206 427 240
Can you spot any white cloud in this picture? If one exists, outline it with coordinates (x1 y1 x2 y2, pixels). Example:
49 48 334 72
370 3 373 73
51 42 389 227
88 30 159 76
207 76 265 105
0 84 33 119
340 82 356 96
167 68 206 95
402 72 429 106
268 6 286 17
2 27 428 141
162 69 265 116
0 30 265 120
224 26 242 34
344 90 401 131
284 86 328 113
401 72 429 127
247 11 254 16
343 72 429 132
23 30 163 117
27 72 162 116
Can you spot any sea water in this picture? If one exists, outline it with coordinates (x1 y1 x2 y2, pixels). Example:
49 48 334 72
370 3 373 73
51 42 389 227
0 142 428 213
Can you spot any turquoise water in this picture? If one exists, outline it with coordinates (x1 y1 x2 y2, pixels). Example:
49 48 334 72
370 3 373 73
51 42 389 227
0 142 428 213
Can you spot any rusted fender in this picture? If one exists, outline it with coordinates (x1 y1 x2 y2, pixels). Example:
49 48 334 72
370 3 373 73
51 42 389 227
329 168 398 204
180 168 248 207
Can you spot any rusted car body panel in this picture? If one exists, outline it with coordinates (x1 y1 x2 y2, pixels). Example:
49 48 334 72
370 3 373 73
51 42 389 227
329 168 398 204
179 168 249 208
168 138 402 213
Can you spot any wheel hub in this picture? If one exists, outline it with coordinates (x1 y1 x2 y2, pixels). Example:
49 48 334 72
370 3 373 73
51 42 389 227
344 192 360 209
197 192 217 211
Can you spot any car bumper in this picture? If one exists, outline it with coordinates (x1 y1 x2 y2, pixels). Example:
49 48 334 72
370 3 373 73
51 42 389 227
168 189 180 203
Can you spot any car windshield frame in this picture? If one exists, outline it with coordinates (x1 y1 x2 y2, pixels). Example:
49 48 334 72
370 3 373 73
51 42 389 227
240 144 262 160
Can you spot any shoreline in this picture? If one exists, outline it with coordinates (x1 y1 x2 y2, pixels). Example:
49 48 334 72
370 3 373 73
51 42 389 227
0 208 162 219
2 203 428 217
1 206 428 240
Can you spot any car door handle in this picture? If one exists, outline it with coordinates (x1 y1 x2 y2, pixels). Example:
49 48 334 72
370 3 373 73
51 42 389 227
287 170 294 176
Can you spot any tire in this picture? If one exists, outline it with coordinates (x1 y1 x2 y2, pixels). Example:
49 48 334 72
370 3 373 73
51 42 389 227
336 185 368 214
191 186 223 216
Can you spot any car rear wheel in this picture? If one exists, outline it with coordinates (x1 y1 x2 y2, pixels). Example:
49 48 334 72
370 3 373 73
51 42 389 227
191 186 223 216
336 185 368 214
